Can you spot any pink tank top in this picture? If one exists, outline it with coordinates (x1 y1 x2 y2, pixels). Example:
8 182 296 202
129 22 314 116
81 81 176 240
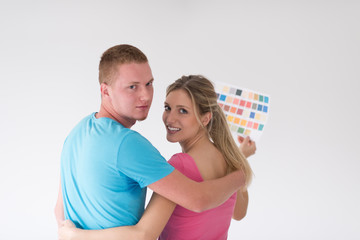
159 153 237 240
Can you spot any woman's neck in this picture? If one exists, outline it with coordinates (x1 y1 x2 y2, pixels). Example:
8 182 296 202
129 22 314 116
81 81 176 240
180 131 211 153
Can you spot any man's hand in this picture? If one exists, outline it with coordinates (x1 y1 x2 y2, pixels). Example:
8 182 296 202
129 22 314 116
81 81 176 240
238 136 256 158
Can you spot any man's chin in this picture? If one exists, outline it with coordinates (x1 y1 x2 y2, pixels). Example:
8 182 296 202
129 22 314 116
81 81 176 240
136 116 148 122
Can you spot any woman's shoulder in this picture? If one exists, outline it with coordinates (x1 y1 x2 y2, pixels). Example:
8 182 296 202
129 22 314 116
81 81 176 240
168 153 193 167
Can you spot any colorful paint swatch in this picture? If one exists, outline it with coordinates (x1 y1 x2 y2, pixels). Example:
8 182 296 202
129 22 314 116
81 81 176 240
226 96 233 103
244 129 251 136
227 115 234 122
243 110 250 118
248 92 253 100
252 103 257 110
222 86 230 93
242 91 248 98
240 119 247 126
237 127 245 134
215 81 270 142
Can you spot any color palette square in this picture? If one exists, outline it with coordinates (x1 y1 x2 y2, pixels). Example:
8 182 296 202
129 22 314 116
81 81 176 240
215 82 270 142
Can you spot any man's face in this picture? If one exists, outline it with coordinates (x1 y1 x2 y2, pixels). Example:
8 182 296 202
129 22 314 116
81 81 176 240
107 62 154 127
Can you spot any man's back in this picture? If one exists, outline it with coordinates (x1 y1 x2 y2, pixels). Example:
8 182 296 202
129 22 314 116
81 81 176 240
61 113 173 229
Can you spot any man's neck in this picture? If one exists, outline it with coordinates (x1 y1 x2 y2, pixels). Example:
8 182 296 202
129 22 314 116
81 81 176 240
97 104 136 128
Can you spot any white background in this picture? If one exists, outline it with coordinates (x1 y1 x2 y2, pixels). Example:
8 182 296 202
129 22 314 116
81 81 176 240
1 0 359 239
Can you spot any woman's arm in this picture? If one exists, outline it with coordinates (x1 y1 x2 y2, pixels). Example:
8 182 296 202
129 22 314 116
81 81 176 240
238 136 256 158
58 193 176 240
232 190 249 220
232 136 254 220
55 178 65 227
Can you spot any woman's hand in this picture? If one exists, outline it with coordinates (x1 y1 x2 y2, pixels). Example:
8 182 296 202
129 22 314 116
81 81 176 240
238 136 256 158
58 220 77 240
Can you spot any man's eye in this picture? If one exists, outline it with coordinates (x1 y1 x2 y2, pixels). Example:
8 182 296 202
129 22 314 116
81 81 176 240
129 85 136 89
146 81 153 86
164 106 170 111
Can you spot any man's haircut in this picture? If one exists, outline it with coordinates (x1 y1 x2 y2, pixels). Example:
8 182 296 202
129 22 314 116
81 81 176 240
99 44 148 85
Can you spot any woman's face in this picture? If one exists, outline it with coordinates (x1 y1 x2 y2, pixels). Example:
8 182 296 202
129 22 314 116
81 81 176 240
162 89 205 146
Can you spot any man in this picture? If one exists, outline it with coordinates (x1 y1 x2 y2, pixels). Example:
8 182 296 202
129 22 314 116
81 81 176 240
55 44 246 229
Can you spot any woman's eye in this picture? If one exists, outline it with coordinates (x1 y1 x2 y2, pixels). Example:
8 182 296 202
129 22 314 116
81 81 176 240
129 85 136 89
146 81 153 86
164 106 170 111
179 108 188 114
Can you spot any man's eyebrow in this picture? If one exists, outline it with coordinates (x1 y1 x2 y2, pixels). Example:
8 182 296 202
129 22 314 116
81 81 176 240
128 78 154 84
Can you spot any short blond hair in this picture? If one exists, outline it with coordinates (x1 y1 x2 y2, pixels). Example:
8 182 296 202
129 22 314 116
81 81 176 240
99 44 148 85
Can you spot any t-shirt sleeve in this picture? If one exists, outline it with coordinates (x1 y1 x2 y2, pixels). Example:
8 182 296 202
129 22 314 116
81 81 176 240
168 154 185 174
116 131 174 188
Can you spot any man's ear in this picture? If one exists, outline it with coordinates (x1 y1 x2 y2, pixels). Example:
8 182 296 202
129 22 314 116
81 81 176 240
201 112 212 127
100 83 110 98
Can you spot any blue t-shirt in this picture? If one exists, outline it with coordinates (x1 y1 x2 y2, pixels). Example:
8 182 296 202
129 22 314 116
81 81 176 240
61 113 174 229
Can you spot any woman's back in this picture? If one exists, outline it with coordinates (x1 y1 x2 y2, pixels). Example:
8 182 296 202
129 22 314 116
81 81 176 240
159 151 237 240
188 141 227 181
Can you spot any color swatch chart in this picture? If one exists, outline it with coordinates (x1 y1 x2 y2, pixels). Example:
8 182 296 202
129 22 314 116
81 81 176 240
215 82 270 142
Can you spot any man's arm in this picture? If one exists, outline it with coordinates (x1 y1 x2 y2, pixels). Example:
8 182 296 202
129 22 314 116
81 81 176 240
148 136 255 213
55 178 65 227
148 169 245 213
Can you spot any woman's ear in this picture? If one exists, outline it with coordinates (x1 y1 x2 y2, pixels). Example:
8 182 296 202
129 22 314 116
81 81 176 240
201 112 212 127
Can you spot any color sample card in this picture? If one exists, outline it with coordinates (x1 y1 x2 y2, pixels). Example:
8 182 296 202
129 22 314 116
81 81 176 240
215 82 270 142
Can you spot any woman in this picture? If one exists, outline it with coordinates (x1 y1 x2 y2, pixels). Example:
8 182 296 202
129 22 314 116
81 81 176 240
59 75 255 240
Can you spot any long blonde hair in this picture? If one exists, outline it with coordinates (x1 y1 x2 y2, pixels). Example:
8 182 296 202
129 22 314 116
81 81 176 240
166 75 253 187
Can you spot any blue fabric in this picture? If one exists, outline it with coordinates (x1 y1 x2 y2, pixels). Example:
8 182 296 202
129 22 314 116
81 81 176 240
61 113 174 229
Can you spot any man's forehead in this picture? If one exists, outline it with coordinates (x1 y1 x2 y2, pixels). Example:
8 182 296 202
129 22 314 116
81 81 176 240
115 63 153 81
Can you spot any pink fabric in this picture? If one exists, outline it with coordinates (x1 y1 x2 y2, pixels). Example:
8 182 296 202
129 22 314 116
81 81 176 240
159 153 237 240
